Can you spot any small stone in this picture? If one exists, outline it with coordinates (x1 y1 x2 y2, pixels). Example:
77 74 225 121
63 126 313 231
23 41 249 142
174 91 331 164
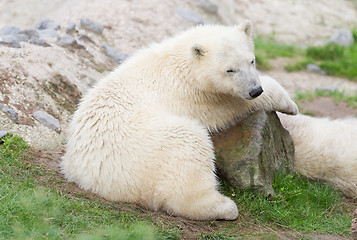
197 0 218 14
0 26 20 36
57 35 85 49
57 35 75 46
35 18 60 30
78 34 95 44
0 35 21 48
19 29 40 39
80 18 104 34
0 131 8 138
0 131 8 145
306 63 322 73
315 86 337 92
174 8 205 25
15 33 29 42
0 103 19 123
328 28 354 47
33 110 61 132
38 28 59 41
101 44 129 64
29 36 50 47
66 22 77 34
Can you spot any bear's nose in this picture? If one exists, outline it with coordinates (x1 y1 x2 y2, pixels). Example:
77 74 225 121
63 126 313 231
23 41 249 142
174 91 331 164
249 86 263 98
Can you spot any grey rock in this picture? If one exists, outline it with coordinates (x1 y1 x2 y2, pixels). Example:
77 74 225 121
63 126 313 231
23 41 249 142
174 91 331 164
57 35 75 46
35 18 60 30
315 86 337 92
306 63 326 75
19 29 40 39
33 110 61 132
38 28 59 41
0 35 21 48
197 0 218 14
174 8 205 25
15 33 29 42
57 35 85 49
29 36 50 47
78 34 95 44
0 26 20 36
328 28 354 47
0 103 19 123
212 111 295 197
101 44 129 64
0 131 8 144
80 18 104 34
66 22 77 34
0 131 8 138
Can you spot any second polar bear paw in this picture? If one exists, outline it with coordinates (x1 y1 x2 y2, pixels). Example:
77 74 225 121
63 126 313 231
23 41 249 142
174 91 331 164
280 99 299 115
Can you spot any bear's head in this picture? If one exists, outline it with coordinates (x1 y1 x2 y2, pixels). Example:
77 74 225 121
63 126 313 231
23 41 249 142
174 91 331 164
189 21 262 100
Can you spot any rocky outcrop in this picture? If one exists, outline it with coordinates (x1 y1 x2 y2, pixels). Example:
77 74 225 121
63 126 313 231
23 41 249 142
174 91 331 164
212 111 295 196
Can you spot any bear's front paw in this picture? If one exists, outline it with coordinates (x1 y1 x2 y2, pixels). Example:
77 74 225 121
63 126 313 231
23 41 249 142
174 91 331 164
276 98 299 115
281 100 299 115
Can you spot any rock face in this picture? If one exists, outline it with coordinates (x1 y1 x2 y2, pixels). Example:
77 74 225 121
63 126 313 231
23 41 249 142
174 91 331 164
212 111 295 197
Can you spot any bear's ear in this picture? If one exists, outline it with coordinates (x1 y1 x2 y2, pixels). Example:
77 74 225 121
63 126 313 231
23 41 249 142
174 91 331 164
237 20 253 38
191 44 207 58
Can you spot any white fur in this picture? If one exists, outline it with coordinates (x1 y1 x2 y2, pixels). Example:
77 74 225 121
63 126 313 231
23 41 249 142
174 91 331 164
278 113 357 198
61 22 298 220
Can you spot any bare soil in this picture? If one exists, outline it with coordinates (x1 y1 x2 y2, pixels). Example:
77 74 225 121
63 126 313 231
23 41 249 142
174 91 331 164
299 97 356 119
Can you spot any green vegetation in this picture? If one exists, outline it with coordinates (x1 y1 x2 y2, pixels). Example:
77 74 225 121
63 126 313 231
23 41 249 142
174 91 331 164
0 134 353 239
286 42 357 80
254 30 357 80
0 134 179 240
254 36 301 70
225 173 351 236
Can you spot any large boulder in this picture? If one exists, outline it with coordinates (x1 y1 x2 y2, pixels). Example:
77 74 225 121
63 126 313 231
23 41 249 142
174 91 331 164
212 111 295 197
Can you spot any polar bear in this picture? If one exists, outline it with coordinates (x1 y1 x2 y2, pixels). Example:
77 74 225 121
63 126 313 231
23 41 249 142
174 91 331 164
61 21 298 220
278 113 357 198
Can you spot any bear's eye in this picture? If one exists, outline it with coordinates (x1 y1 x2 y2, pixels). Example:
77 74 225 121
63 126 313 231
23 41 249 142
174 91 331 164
226 69 235 74
251 59 255 65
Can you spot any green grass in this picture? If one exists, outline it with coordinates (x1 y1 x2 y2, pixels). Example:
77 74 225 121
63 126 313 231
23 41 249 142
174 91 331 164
254 36 301 70
286 43 357 80
0 134 353 239
0 134 180 240
255 31 357 80
223 173 351 236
